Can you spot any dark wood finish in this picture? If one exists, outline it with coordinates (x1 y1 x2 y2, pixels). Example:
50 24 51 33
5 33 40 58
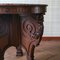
0 4 47 60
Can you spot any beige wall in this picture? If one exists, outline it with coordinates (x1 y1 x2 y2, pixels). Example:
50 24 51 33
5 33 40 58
44 0 60 36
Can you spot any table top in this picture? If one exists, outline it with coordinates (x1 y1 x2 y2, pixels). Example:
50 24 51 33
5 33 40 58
0 4 47 14
0 4 47 6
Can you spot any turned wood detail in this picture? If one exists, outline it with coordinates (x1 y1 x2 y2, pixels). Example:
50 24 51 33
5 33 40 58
0 4 47 60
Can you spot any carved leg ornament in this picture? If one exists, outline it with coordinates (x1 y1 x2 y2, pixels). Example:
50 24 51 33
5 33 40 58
20 14 44 60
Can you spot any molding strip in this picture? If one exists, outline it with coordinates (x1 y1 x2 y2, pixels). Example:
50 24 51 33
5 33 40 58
42 37 60 41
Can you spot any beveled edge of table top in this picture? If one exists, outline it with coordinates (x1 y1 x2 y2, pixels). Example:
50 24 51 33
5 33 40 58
0 4 48 7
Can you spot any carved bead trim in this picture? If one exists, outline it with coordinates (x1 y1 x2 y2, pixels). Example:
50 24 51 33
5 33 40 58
0 7 17 14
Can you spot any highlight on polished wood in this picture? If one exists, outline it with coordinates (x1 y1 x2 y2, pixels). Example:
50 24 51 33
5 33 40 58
0 4 47 60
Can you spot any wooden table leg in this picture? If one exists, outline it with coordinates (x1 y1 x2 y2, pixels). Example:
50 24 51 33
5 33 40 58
16 46 23 56
0 49 4 60
19 14 44 60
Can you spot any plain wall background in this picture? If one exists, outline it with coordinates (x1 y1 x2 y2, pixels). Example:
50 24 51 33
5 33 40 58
0 0 60 36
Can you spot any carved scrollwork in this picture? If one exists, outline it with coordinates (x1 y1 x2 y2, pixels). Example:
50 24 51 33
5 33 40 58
22 19 36 38
31 14 44 22
22 14 43 41
30 14 43 40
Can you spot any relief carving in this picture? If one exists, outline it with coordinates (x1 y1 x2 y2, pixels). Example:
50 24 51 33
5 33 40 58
21 14 44 60
21 14 44 46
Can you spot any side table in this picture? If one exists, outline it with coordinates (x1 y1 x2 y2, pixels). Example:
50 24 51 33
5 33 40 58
0 4 47 60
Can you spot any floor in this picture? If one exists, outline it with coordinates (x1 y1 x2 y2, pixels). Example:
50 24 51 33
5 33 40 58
4 41 60 60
